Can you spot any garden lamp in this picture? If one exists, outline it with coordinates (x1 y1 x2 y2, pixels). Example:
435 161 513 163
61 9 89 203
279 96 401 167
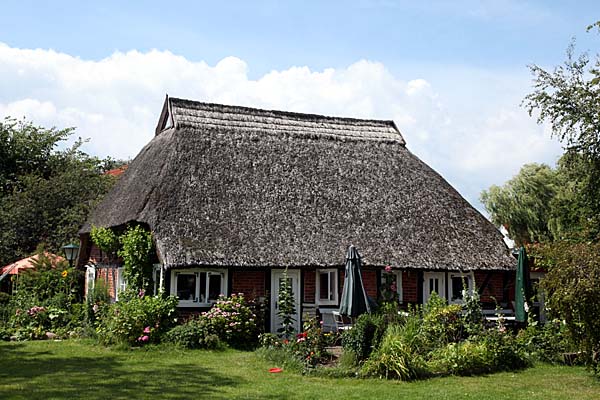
62 243 80 268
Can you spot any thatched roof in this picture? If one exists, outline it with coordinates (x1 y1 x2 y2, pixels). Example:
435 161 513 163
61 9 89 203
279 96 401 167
82 96 515 271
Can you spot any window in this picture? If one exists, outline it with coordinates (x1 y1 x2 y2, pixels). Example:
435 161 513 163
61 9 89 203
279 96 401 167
317 269 338 305
448 273 472 304
85 266 96 299
115 267 127 301
381 269 403 303
170 269 227 307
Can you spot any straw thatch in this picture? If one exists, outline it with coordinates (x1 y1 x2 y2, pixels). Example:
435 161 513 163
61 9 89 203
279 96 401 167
82 96 514 271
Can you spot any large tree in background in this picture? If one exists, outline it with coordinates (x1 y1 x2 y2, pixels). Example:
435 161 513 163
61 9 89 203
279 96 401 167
522 23 600 240
480 163 557 246
0 118 119 266
480 152 591 246
484 23 600 373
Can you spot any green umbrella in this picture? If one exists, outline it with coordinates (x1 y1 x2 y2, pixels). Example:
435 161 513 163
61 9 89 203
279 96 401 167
339 245 371 318
515 246 532 323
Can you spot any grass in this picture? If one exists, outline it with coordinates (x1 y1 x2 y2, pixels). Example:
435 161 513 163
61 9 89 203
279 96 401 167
1 340 600 400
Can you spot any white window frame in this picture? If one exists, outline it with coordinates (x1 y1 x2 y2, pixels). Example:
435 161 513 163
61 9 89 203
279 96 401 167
448 272 473 304
381 269 403 303
153 263 164 295
170 269 228 307
85 265 96 300
115 267 127 301
316 269 338 306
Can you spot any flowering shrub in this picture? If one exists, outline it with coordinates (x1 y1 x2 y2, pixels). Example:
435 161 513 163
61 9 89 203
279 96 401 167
258 316 333 372
2 252 84 339
380 265 398 304
165 294 259 349
95 294 178 345
199 294 258 349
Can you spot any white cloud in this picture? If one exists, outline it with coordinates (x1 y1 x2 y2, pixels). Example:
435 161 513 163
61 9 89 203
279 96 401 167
0 42 563 210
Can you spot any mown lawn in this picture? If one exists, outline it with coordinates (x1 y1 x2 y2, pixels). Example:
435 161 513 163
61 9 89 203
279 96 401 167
1 340 599 400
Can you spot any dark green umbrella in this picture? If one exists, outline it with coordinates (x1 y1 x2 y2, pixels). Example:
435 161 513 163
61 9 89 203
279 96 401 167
339 245 371 318
515 246 532 322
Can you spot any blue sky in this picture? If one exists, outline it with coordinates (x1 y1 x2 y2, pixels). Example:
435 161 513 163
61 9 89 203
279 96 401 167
1 1 598 212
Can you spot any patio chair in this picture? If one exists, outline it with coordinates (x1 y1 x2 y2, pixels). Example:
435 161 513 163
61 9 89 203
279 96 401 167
332 311 353 332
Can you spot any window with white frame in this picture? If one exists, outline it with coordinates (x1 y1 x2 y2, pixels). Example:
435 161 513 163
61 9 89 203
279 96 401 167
381 269 403 303
317 269 338 305
448 273 473 304
170 269 227 307
85 266 95 299
115 267 127 301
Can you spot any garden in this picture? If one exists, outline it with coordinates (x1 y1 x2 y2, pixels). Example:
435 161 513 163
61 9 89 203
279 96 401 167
1 227 600 398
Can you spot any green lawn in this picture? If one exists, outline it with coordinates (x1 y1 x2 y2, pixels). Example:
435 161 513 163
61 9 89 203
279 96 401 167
1 340 599 400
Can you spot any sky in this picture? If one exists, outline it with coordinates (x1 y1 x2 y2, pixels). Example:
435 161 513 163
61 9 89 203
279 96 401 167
1 1 598 214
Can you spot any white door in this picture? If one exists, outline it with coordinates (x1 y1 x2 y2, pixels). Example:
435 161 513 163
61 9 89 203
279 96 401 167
423 272 445 304
271 269 301 334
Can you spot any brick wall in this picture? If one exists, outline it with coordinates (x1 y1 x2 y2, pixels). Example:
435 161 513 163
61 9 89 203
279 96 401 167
402 270 418 303
362 270 377 299
303 270 315 303
93 266 121 302
474 271 514 306
231 270 266 300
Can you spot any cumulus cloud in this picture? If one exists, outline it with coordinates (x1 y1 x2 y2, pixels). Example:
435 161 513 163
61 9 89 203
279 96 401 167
0 42 562 210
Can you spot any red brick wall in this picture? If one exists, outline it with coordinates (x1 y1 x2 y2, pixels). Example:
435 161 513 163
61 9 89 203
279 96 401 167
304 270 316 303
231 270 266 300
402 270 418 303
87 243 120 265
83 243 122 302
362 270 377 299
474 271 514 305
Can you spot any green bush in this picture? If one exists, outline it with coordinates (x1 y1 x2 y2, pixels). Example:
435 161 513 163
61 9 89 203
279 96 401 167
478 328 530 372
362 324 428 381
428 341 489 376
421 292 463 351
517 319 576 363
96 294 178 345
341 313 386 362
164 318 222 349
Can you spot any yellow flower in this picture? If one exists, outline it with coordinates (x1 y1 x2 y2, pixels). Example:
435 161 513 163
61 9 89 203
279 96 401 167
61 270 68 278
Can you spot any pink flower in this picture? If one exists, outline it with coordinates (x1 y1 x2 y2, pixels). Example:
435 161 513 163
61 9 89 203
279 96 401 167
141 335 149 342
385 265 392 273
390 283 397 292
138 289 145 298
143 326 151 334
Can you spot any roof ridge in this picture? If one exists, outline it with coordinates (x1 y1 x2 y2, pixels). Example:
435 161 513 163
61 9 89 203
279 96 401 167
169 97 398 127
167 96 405 144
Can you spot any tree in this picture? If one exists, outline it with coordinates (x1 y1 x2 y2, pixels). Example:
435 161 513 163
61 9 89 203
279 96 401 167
523 25 600 240
0 117 117 265
480 163 558 245
531 242 600 373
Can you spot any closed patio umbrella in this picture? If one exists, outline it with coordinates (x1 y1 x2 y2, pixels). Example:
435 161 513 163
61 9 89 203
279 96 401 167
339 245 371 318
515 246 532 323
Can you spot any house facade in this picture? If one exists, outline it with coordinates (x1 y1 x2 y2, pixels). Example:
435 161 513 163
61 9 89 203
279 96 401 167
79 96 515 332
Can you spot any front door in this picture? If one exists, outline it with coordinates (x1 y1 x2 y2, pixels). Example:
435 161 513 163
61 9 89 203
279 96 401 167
423 272 445 304
270 269 301 334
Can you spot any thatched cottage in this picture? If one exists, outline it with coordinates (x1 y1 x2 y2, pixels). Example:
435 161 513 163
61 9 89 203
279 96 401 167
79 96 515 332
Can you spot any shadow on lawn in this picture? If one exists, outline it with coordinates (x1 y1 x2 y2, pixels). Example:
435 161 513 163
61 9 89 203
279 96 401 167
0 342 244 399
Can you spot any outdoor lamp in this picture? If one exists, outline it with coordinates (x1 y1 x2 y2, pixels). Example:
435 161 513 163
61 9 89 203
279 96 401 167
62 243 80 268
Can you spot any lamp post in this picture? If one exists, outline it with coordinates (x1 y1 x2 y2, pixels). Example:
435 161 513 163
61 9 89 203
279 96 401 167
62 243 80 268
